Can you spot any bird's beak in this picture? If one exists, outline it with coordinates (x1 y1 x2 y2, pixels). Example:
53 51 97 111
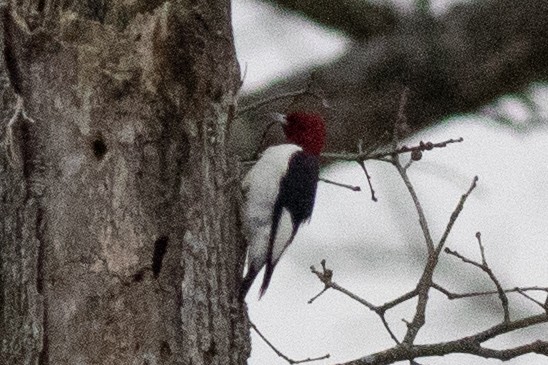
270 112 288 125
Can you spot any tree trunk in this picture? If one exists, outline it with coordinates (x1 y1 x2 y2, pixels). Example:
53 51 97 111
1 1 248 364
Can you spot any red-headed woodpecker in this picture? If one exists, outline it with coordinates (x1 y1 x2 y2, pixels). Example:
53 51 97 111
240 112 326 299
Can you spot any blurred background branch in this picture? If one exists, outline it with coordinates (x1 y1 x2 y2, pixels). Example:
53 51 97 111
236 0 548 156
264 0 398 40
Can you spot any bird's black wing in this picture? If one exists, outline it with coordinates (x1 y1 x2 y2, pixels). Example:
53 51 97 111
260 151 320 296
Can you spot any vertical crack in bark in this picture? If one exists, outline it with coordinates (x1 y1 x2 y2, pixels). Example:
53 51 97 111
36 202 48 364
19 107 48 365
36 206 45 294
2 5 23 96
38 296 49 365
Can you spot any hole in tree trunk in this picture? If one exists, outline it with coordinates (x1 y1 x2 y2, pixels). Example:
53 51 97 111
160 341 172 358
92 136 107 160
37 0 45 12
132 269 146 283
152 236 169 278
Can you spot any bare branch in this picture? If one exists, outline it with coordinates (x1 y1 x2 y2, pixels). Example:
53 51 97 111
250 321 330 364
319 178 361 192
308 287 329 304
310 261 376 311
400 175 478 344
469 313 548 343
445 234 511 323
290 354 331 364
403 158 414 171
338 331 548 365
476 232 487 265
475 232 510 321
322 138 464 162
379 314 401 345
436 177 479 253
357 161 377 201
471 341 548 360
309 261 402 344
299 102 543 363
378 290 419 312
393 157 434 254
304 136 545 364
431 283 548 300
516 289 548 311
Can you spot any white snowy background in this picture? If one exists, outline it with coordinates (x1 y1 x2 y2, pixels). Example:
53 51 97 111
232 0 548 364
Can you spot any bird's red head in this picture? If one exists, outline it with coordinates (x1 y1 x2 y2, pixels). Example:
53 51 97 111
281 112 326 156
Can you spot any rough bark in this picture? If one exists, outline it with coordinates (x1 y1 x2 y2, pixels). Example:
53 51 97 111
1 1 248 364
238 0 548 156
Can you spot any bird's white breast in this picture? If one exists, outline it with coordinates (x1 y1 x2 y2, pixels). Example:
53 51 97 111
242 144 302 268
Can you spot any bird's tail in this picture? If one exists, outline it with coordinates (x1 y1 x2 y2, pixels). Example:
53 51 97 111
259 229 298 298
239 267 259 301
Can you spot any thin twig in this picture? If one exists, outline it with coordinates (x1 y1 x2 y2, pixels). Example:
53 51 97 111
403 159 414 171
379 314 401 344
310 261 420 314
357 161 377 201
250 321 330 364
321 138 464 162
401 175 478 345
242 134 463 169
516 289 548 311
393 157 435 254
431 283 548 300
378 290 419 312
310 261 402 344
310 262 376 311
476 232 487 265
445 234 510 323
475 232 510 322
290 355 331 364
308 287 329 304
436 177 479 254
319 178 361 192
